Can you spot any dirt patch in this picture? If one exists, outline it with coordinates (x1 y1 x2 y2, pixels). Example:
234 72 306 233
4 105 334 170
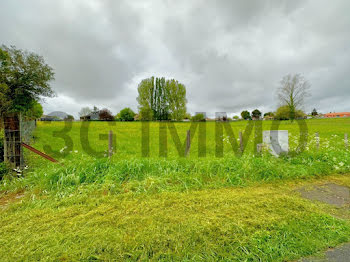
298 183 350 208
0 191 25 209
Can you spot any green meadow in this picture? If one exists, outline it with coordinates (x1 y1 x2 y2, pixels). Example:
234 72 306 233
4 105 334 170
1 118 350 261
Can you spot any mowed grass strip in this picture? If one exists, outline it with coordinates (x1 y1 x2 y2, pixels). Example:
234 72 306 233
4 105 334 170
1 180 350 261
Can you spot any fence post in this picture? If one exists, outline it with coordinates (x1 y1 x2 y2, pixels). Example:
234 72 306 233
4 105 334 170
315 132 320 151
345 133 348 149
185 130 191 156
108 130 113 159
239 131 243 153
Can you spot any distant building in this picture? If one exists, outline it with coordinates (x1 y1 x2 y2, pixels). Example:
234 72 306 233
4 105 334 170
324 112 350 118
40 115 61 121
80 112 100 121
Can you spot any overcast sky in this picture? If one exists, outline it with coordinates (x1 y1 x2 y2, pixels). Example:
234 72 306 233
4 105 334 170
1 0 349 118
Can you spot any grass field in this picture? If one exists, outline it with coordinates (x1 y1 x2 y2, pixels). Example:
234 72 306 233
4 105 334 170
1 118 350 261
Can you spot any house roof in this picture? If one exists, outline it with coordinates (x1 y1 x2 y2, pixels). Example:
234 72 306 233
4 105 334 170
324 112 350 117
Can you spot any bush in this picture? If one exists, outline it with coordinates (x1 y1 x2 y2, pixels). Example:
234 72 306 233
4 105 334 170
275 106 305 120
119 108 135 121
191 113 206 122
0 162 9 180
0 132 3 162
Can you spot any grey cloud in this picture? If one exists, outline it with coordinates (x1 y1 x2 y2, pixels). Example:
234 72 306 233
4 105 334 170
0 0 349 117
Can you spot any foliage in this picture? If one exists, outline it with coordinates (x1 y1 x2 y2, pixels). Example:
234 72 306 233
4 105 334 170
24 101 43 120
64 115 74 121
191 113 206 122
275 105 305 120
79 107 92 117
0 45 55 115
114 113 121 121
241 110 251 120
184 113 191 120
251 109 262 119
264 112 274 117
233 115 239 120
312 108 318 116
0 162 10 179
166 79 187 120
92 106 100 115
0 131 3 162
119 107 135 121
277 74 310 121
137 76 187 121
99 108 114 121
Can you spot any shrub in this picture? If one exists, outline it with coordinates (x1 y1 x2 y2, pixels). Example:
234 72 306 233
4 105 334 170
0 132 3 162
191 113 205 122
119 108 135 121
275 106 305 120
0 162 9 180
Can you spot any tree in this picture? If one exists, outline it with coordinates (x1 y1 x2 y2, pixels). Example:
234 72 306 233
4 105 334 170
277 74 310 121
92 106 100 115
263 112 275 120
99 108 114 121
166 79 187 121
0 45 55 115
275 105 305 120
251 109 262 119
191 113 206 122
137 77 154 121
184 113 191 120
241 110 251 120
119 107 135 121
311 108 318 116
24 101 43 120
233 115 239 120
137 76 187 121
79 107 92 117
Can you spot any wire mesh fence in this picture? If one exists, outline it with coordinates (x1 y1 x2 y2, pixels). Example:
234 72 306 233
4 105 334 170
2 113 36 169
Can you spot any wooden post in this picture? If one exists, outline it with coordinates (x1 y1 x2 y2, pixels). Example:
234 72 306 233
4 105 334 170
239 131 243 153
185 130 191 156
315 132 320 151
345 133 348 149
108 130 113 159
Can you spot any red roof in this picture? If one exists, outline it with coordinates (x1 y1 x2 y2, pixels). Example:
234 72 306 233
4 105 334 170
324 112 350 117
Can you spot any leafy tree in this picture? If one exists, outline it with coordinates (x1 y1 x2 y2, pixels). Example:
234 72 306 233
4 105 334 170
241 110 251 120
264 112 274 117
99 108 114 121
191 113 206 122
64 115 74 121
137 77 154 120
92 106 100 115
115 113 121 121
263 112 275 119
137 76 187 121
251 109 262 119
166 79 187 121
277 74 310 121
311 108 318 116
275 105 305 120
79 107 92 117
233 115 239 120
184 113 191 120
119 107 135 121
24 101 43 120
0 45 55 115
